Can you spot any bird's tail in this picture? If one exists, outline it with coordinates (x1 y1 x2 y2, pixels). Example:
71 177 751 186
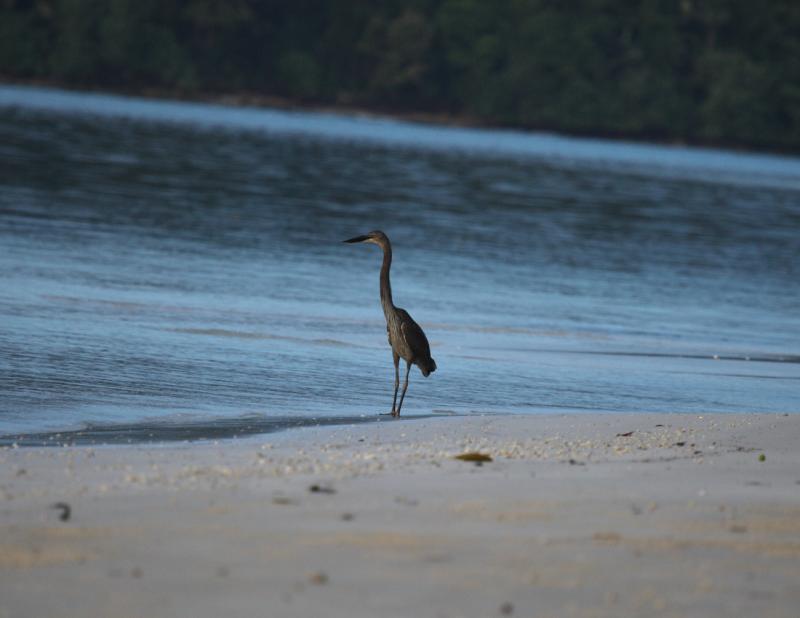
420 357 437 377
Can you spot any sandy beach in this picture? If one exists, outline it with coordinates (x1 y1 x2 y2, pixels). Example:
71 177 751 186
1 413 799 618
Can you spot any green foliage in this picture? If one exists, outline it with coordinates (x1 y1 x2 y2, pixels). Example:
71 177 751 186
277 50 320 99
0 3 50 76
1 0 798 151
361 10 435 102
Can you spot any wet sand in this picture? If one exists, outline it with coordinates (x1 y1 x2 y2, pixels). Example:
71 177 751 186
1 413 799 618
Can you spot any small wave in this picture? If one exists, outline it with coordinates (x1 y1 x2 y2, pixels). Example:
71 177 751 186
589 350 800 364
430 323 611 340
311 338 357 347
170 328 360 348
480 347 800 364
664 371 800 380
170 327 287 340
0 413 439 447
42 294 197 314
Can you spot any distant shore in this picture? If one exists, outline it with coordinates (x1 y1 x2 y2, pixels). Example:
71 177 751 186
0 75 478 129
2 412 798 617
4 76 788 156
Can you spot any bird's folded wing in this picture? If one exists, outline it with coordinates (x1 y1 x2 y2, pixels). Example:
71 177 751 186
399 310 431 357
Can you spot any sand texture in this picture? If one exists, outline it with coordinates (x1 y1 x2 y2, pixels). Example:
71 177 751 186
1 413 799 618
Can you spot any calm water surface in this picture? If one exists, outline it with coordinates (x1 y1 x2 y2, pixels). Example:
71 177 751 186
1 85 798 445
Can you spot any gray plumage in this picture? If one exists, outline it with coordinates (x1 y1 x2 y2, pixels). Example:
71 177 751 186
344 230 436 416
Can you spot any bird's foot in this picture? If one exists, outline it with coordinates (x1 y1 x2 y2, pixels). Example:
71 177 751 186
390 409 400 418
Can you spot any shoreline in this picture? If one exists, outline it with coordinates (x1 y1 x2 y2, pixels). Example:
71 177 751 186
0 408 719 449
2 412 799 617
2 76 793 157
4 406 792 449
0 412 440 448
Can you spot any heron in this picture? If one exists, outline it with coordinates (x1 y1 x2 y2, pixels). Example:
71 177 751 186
344 230 436 416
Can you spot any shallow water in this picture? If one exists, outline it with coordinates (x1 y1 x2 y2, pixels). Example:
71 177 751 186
1 85 799 445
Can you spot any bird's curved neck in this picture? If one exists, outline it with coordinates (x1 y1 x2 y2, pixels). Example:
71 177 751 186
378 240 394 315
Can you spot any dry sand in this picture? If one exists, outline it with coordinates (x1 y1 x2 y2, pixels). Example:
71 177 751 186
1 413 799 618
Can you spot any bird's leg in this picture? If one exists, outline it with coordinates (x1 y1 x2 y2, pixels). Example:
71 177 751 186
395 361 412 416
390 351 400 416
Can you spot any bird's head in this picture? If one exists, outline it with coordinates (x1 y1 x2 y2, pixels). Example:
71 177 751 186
343 230 388 246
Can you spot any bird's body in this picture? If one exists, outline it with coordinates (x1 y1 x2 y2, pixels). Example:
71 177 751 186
385 307 436 376
344 230 436 416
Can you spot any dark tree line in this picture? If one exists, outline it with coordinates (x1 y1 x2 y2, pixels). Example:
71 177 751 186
2 0 799 152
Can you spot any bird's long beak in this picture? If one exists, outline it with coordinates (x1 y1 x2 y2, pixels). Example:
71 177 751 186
343 235 370 243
